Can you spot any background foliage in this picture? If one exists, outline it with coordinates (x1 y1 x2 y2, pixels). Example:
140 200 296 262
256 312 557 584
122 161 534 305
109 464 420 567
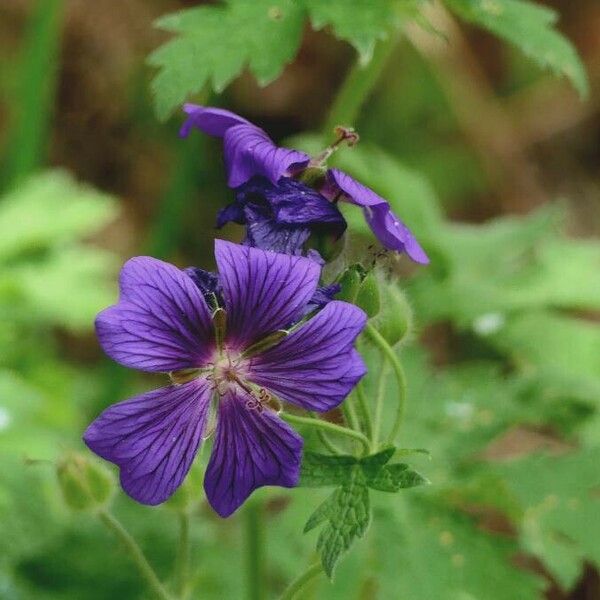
0 0 599 598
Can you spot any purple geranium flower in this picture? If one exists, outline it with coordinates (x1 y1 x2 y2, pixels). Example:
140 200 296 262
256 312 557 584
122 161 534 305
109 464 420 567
180 104 429 264
84 240 366 517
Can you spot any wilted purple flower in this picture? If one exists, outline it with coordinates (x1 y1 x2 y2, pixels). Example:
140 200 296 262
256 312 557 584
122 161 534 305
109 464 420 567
181 104 429 264
84 240 366 517
218 176 346 255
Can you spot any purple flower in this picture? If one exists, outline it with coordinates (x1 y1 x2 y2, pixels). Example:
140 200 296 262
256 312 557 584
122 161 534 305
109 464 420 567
181 104 429 264
84 240 366 517
218 176 346 256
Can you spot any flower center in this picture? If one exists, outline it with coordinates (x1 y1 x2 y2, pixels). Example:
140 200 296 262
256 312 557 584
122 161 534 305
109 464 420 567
209 351 246 396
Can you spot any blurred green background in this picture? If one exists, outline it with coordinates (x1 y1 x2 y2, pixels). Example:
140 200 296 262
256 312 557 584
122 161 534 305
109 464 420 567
0 1 599 599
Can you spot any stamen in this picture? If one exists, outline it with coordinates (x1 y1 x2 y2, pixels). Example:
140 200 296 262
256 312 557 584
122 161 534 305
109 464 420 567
240 329 288 359
311 126 360 167
212 307 226 352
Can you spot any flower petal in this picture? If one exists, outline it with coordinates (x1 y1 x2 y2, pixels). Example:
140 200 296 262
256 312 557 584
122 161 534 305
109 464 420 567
180 104 310 188
204 387 302 517
214 240 320 347
250 301 367 412
83 379 212 505
328 169 429 264
223 124 310 188
180 104 250 137
96 257 215 372
217 177 346 255
243 204 312 255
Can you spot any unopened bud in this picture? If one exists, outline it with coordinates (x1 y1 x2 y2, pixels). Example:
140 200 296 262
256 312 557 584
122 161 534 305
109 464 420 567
337 265 381 318
372 281 412 346
57 452 114 511
355 271 380 318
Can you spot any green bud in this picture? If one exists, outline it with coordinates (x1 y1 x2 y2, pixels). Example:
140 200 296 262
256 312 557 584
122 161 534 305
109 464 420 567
337 265 381 318
57 452 114 511
372 281 412 346
355 271 380 318
336 265 363 304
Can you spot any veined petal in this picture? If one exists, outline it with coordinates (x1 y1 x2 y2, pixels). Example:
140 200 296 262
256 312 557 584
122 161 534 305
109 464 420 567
250 301 367 412
223 124 310 188
83 379 212 505
328 169 429 264
214 240 320 347
204 387 302 517
180 104 250 137
96 257 214 372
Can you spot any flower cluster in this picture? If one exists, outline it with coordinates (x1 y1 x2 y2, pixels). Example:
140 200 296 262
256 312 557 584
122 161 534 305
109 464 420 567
181 105 429 264
84 106 427 517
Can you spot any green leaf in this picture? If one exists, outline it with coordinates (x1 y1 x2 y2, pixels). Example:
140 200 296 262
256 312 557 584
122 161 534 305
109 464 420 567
300 448 427 576
304 0 397 62
497 448 600 588
300 452 359 488
409 205 600 326
444 0 588 97
372 497 544 600
367 462 429 492
0 170 119 331
487 311 600 387
304 465 370 578
0 170 117 262
149 0 304 120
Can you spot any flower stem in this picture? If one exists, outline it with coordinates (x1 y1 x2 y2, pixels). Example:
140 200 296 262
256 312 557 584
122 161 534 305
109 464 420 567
279 562 323 600
176 512 191 599
245 501 265 600
282 413 371 455
364 323 407 445
97 509 172 600
309 411 345 455
341 397 360 432
323 33 398 134
372 356 389 449
355 382 374 442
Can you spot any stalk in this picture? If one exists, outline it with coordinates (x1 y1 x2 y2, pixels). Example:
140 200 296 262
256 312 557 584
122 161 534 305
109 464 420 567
97 509 172 600
279 562 322 600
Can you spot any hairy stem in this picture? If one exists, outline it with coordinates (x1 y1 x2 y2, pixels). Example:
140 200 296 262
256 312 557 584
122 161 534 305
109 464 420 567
355 382 374 442
282 413 371 455
97 509 172 600
341 397 360 433
176 512 191 599
323 33 398 134
372 356 389 450
279 562 323 600
245 501 265 600
365 323 407 445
